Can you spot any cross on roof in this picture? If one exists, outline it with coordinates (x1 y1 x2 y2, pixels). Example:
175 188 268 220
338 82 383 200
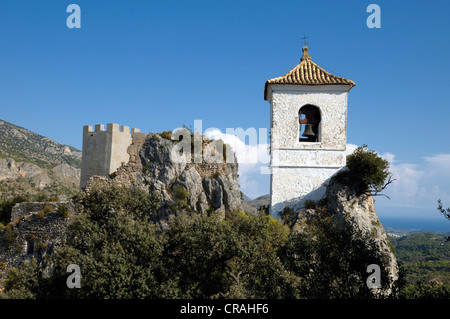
300 34 309 46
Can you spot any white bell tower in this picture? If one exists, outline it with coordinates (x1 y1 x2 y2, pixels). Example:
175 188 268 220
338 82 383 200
265 46 355 215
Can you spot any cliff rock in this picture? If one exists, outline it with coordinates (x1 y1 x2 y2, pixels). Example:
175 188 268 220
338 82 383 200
325 171 399 285
86 131 242 226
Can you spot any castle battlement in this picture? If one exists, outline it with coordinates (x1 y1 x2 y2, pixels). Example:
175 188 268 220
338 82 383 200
84 123 141 134
80 123 140 188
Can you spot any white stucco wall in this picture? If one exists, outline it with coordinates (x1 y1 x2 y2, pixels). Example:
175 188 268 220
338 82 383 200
270 166 342 215
267 84 351 216
268 85 351 150
271 149 346 167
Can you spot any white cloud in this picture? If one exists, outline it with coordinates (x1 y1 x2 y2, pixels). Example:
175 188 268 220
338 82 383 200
345 143 358 156
378 153 450 209
381 152 396 164
424 154 450 177
204 128 270 199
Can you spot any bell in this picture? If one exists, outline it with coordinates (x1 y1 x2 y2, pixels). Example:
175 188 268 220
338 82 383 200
302 124 315 137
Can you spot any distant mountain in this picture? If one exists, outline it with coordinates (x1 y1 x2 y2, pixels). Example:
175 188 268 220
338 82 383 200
0 120 81 168
241 194 270 214
0 119 81 197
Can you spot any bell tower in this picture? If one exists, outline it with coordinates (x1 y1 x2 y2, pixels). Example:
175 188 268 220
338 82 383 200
265 46 355 215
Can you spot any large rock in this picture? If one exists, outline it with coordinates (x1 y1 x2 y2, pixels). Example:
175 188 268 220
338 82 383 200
86 131 242 225
326 172 399 288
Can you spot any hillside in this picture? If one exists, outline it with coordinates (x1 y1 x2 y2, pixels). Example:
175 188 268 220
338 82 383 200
0 120 81 168
0 119 81 197
391 232 450 298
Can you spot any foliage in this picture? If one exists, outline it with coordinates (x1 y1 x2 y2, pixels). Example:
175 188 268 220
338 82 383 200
72 184 160 225
437 199 450 241
57 203 69 218
0 193 61 225
160 210 295 298
280 208 396 298
399 282 450 299
2 185 401 299
169 184 190 210
161 131 173 140
390 232 450 298
36 209 45 219
437 199 450 220
3 185 163 299
344 145 391 196
4 223 18 250
2 259 43 299
0 195 28 225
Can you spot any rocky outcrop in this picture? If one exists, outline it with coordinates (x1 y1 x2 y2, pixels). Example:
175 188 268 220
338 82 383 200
325 171 399 287
86 131 242 226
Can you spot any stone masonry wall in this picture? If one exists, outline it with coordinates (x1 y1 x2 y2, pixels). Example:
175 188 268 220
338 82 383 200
0 201 76 284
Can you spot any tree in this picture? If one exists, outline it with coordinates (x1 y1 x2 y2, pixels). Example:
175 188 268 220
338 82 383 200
2 185 299 299
160 210 299 298
280 208 397 298
344 145 393 197
437 199 450 241
2 185 163 299
2 183 399 299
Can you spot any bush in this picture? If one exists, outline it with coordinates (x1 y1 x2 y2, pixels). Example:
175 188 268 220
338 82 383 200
42 204 53 213
345 144 391 195
171 184 190 209
57 204 69 218
4 223 18 249
161 131 172 140
36 210 45 219
0 195 28 225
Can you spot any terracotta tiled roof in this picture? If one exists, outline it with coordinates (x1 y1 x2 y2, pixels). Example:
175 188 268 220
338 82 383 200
264 46 355 100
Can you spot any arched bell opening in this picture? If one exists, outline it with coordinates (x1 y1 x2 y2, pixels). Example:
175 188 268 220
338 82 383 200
299 104 321 142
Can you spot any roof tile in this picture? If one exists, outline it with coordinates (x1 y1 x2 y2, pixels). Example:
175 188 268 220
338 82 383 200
264 46 355 100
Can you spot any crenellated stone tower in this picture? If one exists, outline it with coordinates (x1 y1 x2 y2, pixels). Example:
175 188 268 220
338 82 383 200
80 123 140 188
265 46 355 216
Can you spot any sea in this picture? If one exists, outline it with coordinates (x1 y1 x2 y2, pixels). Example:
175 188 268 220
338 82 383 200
378 216 450 232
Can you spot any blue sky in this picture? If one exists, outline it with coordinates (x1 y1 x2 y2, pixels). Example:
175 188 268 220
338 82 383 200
1 1 450 227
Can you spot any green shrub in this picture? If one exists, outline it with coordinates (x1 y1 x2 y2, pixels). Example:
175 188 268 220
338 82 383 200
0 195 28 225
161 131 172 140
172 185 189 202
36 210 45 219
0 223 5 232
57 204 69 218
279 206 295 222
42 204 53 213
345 144 391 195
4 223 18 249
